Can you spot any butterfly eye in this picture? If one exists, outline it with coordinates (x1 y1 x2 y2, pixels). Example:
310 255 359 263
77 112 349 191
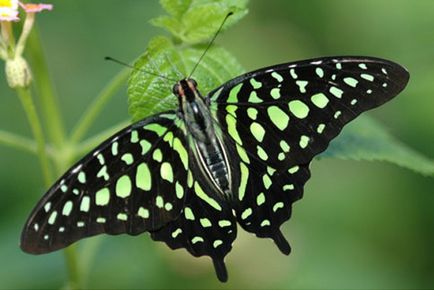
189 78 198 87
172 83 180 96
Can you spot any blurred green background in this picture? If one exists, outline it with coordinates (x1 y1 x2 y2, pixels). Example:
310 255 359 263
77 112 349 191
1 0 433 289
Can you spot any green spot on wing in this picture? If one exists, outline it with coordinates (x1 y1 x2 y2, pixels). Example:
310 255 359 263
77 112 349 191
228 83 243 102
175 181 184 199
238 162 249 201
299 135 310 149
225 113 243 145
200 218 212 227
136 163 152 191
194 182 222 211
172 137 189 169
248 91 262 103
271 71 283 82
62 201 73 216
256 192 265 206
48 211 57 225
130 130 139 143
78 171 86 184
80 196 90 212
247 107 258 120
344 77 358 87
95 188 110 206
117 213 128 221
218 220 231 227
270 87 281 99
262 174 272 190
213 240 223 248
171 228 182 238
267 106 289 131
153 149 163 162
138 207 149 218
156 196 164 208
361 73 374 81
250 122 266 142
311 93 329 108
184 207 195 220
330 86 343 98
116 175 132 198
236 144 250 164
250 78 262 89
160 162 174 182
140 140 151 155
289 100 309 119
273 202 284 212
296 80 308 93
145 123 167 137
192 236 204 244
241 208 252 220
121 153 134 165
257 145 268 161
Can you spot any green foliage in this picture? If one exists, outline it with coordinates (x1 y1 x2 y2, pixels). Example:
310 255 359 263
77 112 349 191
127 37 244 120
1 1 434 289
323 116 434 176
129 0 434 177
151 0 248 44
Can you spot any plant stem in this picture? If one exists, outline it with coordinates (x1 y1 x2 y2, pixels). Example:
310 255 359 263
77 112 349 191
0 129 37 154
70 67 130 143
63 245 82 290
25 26 83 289
76 120 129 158
26 26 66 148
16 87 53 186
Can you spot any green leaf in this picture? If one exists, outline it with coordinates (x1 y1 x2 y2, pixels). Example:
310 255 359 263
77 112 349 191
180 2 247 43
127 36 244 121
131 0 433 178
321 116 434 176
150 16 182 37
151 0 248 44
160 0 192 17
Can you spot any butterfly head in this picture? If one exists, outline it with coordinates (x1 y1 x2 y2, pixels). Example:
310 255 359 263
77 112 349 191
173 78 200 103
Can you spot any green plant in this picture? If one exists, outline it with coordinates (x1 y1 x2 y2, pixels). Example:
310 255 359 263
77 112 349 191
1 0 433 288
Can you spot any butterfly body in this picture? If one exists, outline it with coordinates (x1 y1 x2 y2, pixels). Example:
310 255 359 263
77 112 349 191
21 56 409 282
175 78 234 199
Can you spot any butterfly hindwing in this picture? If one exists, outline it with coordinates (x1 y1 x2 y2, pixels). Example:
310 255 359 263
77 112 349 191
20 112 190 254
209 56 409 250
151 130 241 282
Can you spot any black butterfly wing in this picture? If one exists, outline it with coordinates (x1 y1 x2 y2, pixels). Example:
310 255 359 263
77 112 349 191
21 112 191 254
150 179 237 282
208 56 409 251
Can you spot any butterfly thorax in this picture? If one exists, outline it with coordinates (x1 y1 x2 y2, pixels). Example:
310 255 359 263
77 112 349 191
174 79 233 199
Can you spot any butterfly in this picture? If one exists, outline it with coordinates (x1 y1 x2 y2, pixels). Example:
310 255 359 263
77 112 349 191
20 55 409 282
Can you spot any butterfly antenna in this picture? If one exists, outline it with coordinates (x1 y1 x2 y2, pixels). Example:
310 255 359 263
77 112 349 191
142 53 174 92
188 11 234 79
165 54 184 79
104 56 178 82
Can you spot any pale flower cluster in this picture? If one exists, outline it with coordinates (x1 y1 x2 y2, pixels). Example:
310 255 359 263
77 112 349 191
0 0 52 88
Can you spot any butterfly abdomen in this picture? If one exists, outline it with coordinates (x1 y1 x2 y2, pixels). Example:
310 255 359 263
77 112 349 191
194 138 232 198
204 145 230 192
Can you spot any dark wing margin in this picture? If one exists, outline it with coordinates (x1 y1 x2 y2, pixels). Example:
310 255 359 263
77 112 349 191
20 111 191 254
208 56 409 252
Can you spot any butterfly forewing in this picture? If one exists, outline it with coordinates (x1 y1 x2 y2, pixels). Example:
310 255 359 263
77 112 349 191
208 56 409 250
21 112 191 254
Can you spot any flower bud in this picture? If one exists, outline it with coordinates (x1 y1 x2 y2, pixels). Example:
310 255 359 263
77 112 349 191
5 55 32 88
